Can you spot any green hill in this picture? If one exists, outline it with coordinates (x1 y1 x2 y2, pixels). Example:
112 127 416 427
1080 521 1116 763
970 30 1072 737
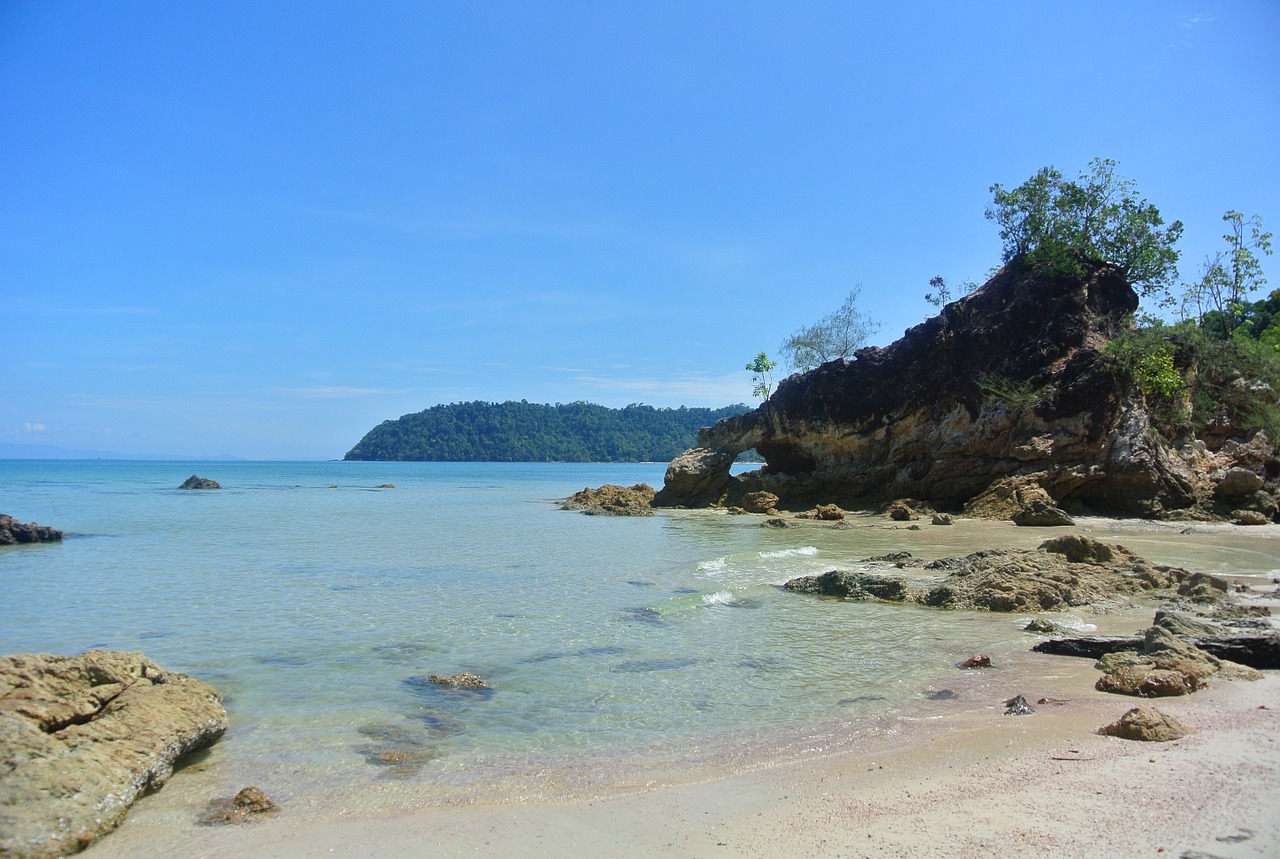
342 401 753 462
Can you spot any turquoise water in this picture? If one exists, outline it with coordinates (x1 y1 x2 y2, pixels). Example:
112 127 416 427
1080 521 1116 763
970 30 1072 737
9 459 1264 808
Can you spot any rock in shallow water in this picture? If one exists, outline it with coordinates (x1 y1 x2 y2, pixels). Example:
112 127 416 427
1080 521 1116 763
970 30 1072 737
0 650 228 859
0 514 63 545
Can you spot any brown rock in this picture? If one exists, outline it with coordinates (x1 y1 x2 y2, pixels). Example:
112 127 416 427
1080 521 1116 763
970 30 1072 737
813 504 845 521
1233 509 1270 526
964 476 1057 520
1097 706 1190 741
0 651 228 859
957 654 991 669
931 513 955 525
199 786 279 824
740 491 780 514
425 672 491 690
560 484 655 516
888 503 916 521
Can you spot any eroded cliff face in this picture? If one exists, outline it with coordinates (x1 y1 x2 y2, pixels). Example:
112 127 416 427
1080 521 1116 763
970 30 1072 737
655 258 1202 516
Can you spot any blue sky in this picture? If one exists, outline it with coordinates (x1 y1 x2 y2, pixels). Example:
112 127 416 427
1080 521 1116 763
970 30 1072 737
3 2 1277 459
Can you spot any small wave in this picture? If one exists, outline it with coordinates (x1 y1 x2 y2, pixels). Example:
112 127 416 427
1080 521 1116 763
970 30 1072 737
702 590 737 606
759 546 818 559
697 557 728 573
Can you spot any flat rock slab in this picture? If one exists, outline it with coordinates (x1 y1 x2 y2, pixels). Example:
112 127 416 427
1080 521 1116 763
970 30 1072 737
0 650 228 859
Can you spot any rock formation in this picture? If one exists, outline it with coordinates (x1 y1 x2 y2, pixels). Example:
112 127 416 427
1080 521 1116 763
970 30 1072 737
0 650 228 859
560 483 656 516
782 537 1187 613
179 475 220 490
0 515 63 545
653 258 1279 519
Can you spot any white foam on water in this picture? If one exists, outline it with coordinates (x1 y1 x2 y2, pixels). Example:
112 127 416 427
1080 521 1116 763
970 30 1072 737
758 546 818 559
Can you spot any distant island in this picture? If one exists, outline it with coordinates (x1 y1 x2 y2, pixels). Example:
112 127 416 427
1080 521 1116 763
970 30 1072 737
343 401 756 462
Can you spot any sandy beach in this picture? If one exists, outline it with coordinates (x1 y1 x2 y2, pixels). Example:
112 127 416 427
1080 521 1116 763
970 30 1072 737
83 616 1280 858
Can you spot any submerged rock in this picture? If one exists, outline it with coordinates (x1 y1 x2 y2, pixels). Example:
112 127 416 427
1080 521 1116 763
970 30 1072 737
1097 706 1190 742
0 514 63 545
199 787 279 825
560 484 655 516
957 654 992 669
425 671 492 690
0 650 228 859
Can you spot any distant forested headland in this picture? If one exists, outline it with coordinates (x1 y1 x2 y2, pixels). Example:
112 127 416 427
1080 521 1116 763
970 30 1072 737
343 401 755 462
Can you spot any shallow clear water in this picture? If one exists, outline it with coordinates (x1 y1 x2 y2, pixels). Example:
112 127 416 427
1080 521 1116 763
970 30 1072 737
3 460 1276 809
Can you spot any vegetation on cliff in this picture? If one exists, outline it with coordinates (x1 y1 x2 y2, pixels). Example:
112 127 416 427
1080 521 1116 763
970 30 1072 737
343 401 753 462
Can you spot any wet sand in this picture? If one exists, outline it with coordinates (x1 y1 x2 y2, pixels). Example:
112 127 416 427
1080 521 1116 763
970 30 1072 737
81 518 1280 858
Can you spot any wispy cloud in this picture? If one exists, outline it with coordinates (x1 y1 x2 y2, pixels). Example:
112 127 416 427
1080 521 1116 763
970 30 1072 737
570 371 752 406
1180 13 1215 28
22 422 45 432
274 385 406 399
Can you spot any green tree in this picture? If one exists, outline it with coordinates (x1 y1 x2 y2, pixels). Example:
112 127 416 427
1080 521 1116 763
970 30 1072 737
924 275 952 308
745 352 778 402
778 287 880 371
1181 211 1273 338
986 158 1183 302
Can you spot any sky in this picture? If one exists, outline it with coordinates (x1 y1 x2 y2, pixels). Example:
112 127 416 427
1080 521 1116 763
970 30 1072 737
3 2 1277 459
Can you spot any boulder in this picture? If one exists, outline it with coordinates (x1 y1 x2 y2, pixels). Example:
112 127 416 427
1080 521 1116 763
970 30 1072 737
888 503 916 521
652 448 736 507
1216 467 1264 499
1011 499 1075 526
783 570 907 602
957 654 992 669
964 476 1056 520
179 475 220 490
560 484 655 516
0 514 63 545
740 491 779 514
1233 509 1271 526
931 513 955 525
1097 706 1190 741
0 651 228 859
759 517 790 528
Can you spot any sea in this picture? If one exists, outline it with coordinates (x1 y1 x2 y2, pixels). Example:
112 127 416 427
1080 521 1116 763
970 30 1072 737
3 459 1277 816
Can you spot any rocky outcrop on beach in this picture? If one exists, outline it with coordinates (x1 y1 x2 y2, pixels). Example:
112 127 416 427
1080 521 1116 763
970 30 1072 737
560 483 656 516
1092 626 1263 697
781 537 1189 613
651 258 1280 519
179 475 220 490
0 650 228 859
0 514 63 545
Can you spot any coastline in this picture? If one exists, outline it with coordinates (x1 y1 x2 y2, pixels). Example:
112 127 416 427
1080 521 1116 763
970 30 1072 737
83 650 1279 858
